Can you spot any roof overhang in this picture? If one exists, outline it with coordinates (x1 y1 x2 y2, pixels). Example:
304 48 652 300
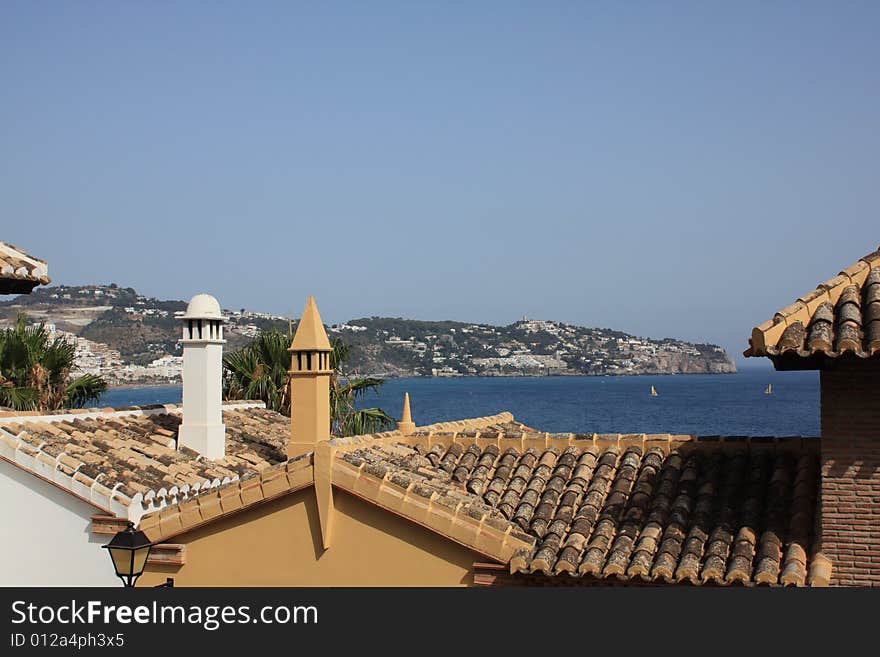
751 349 880 371
0 279 42 295
0 241 50 294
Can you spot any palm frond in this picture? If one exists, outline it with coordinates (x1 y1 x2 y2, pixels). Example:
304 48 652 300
336 407 397 437
0 384 39 411
64 374 108 408
337 376 386 399
224 329 394 437
223 329 291 414
0 312 108 412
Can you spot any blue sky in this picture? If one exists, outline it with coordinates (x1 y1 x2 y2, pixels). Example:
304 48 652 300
2 2 877 366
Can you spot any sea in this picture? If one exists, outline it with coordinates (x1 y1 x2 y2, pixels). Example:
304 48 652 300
99 368 820 437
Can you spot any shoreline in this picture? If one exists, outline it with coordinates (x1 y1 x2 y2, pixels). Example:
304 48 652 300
352 370 739 379
108 370 750 390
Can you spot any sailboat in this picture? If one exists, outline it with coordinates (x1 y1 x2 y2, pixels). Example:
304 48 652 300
650 385 658 397
765 384 773 394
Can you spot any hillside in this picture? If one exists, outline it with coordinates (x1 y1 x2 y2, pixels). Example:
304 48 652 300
0 284 736 382
336 317 735 377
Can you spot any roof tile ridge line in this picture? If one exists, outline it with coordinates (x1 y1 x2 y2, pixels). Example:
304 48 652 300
752 250 877 347
5 428 48 473
476 507 533 562
52 449 85 478
7 429 52 481
39 444 92 494
334 426 404 446
143 466 314 542
413 411 515 435
449 494 484 548
367 431 403 448
790 256 875 321
138 473 234 533
334 457 505 562
649 433 672 452
860 247 880 269
502 522 537 550
144 464 315 542
222 400 266 410
0 448 115 519
87 472 118 511
0 405 175 426
107 481 131 518
0 241 49 270
135 475 217 526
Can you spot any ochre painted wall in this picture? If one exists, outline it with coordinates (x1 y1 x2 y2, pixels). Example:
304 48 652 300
138 487 483 587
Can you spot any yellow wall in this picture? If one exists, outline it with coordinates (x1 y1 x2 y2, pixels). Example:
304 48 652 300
138 487 482 587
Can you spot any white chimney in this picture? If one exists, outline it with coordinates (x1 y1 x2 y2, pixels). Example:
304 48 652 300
178 293 226 459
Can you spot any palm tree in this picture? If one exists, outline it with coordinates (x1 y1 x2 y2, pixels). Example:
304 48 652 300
223 329 396 436
222 329 291 415
327 339 396 436
0 314 107 411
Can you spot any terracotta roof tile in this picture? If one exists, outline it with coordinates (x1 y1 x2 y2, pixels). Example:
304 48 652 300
747 246 880 361
333 423 824 587
0 401 290 523
0 241 50 294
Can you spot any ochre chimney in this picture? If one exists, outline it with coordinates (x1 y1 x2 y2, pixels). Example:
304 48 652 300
178 293 226 460
287 296 332 459
397 392 416 433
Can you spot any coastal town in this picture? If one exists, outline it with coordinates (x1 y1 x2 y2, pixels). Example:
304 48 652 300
2 6 878 652
3 239 880 593
338 316 735 377
0 284 735 383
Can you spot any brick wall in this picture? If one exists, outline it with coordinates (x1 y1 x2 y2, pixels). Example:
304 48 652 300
819 362 880 586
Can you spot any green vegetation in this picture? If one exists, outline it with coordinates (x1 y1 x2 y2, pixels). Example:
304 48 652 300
0 284 737 378
222 329 396 437
0 314 107 411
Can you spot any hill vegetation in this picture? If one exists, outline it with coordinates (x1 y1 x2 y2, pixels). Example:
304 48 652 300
0 284 736 381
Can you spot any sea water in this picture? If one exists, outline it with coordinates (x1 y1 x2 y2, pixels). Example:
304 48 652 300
100 368 819 437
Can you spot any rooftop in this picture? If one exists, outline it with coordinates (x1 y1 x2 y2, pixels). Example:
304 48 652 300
0 241 51 294
2 399 828 586
747 246 880 366
0 401 292 523
324 417 826 587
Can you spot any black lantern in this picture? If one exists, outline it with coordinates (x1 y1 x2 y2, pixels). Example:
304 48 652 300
102 522 154 587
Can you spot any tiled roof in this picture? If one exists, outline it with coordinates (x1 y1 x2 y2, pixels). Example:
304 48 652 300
0 241 50 294
747 246 880 362
137 455 313 543
329 415 537 562
328 420 828 587
0 401 291 523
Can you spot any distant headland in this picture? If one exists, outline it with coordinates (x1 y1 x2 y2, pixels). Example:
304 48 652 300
0 284 736 383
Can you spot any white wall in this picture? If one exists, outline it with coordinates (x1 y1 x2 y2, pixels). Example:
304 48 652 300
0 459 121 586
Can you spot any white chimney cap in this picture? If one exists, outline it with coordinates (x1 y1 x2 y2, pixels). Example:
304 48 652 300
182 293 223 320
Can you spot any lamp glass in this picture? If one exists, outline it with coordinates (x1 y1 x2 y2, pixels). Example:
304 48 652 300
103 522 154 586
130 546 150 577
108 546 133 578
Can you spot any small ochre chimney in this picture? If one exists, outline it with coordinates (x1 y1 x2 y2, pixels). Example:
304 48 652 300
178 293 226 460
398 392 416 433
287 296 332 459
